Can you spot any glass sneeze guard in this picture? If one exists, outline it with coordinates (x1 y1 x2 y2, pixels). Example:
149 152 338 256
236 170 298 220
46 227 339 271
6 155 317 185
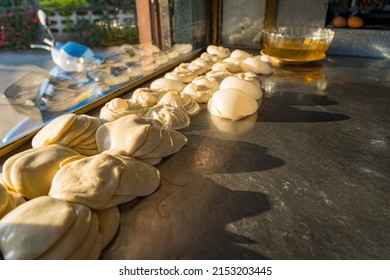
0 0 211 157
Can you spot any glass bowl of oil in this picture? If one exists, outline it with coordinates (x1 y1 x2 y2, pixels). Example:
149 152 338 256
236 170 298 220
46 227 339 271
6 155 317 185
262 27 335 62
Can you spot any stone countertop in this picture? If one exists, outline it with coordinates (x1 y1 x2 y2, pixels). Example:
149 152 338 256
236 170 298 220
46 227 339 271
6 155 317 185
101 56 390 259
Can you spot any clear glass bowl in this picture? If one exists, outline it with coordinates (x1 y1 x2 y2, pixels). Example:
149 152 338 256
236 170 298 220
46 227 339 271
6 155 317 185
262 27 335 61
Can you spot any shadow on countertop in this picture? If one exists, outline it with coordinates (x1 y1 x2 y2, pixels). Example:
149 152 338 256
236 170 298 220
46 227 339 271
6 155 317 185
102 135 283 260
258 92 350 123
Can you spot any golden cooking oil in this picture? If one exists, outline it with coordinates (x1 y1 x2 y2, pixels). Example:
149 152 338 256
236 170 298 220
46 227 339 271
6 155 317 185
264 38 329 61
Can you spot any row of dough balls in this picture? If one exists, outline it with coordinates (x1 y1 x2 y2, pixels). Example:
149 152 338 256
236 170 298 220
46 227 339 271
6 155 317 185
0 45 271 259
98 45 272 126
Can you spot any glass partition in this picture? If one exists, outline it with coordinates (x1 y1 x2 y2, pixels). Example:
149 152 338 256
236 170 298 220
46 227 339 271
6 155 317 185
220 0 267 47
0 0 211 156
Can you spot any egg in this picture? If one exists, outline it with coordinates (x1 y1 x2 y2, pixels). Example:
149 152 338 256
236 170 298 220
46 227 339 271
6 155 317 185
347 16 364 28
331 16 347 28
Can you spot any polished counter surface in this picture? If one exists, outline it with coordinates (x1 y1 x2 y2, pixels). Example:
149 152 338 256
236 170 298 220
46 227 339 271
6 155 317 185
101 56 390 259
1 55 389 260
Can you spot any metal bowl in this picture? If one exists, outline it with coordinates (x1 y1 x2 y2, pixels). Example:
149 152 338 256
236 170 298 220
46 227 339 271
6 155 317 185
262 27 335 61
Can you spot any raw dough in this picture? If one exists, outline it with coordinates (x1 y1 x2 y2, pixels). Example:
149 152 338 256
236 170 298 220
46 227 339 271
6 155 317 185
32 114 101 156
50 153 160 209
0 180 16 219
0 196 75 260
66 212 100 260
164 68 197 84
206 45 230 58
182 83 214 103
212 61 242 73
132 87 166 107
242 56 273 75
99 98 144 121
50 154 123 209
150 78 186 92
32 114 77 148
3 145 79 199
95 207 120 248
38 202 93 259
144 105 190 130
96 115 152 156
207 88 259 120
219 73 263 100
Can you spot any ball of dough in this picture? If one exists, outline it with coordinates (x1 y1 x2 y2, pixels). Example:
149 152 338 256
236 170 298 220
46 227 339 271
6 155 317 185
219 73 263 100
207 45 230 58
132 87 166 107
242 56 273 75
200 52 222 63
144 105 190 130
207 88 259 120
192 75 220 92
206 70 233 82
150 78 186 92
190 58 214 71
230 49 253 59
177 62 207 75
164 68 197 84
157 91 200 116
99 98 144 122
182 83 214 104
212 61 242 73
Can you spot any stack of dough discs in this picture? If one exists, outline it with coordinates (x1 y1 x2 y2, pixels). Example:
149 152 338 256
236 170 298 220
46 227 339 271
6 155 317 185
2 145 79 200
144 105 190 130
207 88 259 120
32 113 101 156
0 180 16 219
96 115 187 165
99 98 144 122
0 196 101 260
95 207 120 248
49 154 160 210
38 202 97 260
